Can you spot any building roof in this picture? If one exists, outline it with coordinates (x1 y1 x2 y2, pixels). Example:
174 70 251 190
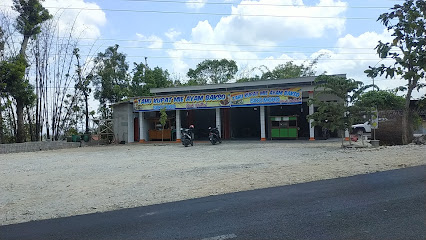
150 74 346 96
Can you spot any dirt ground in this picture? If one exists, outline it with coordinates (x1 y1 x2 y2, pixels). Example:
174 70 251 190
1 140 425 226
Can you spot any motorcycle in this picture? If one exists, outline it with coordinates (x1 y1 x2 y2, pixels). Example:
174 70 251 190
208 127 222 145
181 125 194 147
322 127 330 140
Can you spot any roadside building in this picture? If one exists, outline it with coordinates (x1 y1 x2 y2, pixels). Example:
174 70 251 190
112 75 345 143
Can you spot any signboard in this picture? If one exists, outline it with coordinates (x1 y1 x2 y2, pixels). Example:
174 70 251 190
133 88 302 112
230 88 302 107
134 92 230 112
371 110 378 129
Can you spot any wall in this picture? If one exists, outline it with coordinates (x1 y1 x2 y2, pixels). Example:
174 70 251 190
0 141 80 154
113 103 130 143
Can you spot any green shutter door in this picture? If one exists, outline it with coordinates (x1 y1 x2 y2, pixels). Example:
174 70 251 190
271 129 280 138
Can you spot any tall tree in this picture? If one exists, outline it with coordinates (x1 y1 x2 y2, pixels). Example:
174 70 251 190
236 57 322 83
365 0 425 144
74 48 93 133
308 75 372 146
0 26 4 143
355 90 405 111
93 44 129 118
187 59 238 85
261 61 316 80
10 0 51 142
130 63 172 96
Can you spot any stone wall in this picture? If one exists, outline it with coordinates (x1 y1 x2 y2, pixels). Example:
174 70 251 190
0 141 80 154
375 110 414 145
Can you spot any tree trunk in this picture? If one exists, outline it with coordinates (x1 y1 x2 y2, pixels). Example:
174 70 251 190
85 94 89 133
16 100 25 143
0 101 4 144
20 37 29 56
14 36 30 143
402 85 414 145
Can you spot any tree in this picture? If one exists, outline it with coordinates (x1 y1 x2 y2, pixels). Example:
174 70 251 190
9 0 51 142
355 90 405 110
365 0 425 144
260 61 316 80
236 56 322 83
308 75 372 146
159 107 167 142
187 59 238 85
0 26 4 143
130 63 172 96
74 48 93 133
93 44 129 118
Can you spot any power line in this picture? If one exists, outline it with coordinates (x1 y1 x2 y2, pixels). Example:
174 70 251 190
73 44 380 54
60 37 379 50
122 0 393 9
34 53 389 61
0 4 375 20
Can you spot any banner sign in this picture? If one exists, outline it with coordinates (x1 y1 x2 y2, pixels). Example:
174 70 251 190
134 93 230 111
230 88 302 107
133 88 301 112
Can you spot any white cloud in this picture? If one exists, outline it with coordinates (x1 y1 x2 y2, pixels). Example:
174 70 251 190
0 0 14 14
211 0 347 45
310 29 423 95
136 33 163 49
167 0 348 77
165 28 181 41
0 0 106 39
43 0 106 39
186 0 208 9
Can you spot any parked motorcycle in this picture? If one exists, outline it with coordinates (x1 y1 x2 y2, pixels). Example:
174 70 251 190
181 125 194 147
208 126 222 145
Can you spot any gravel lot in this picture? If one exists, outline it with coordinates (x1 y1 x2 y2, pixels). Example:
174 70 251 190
1 140 425 226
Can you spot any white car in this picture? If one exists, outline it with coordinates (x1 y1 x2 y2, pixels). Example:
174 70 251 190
352 121 372 135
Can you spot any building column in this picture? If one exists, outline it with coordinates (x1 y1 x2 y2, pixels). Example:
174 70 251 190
260 106 266 141
127 104 134 143
309 91 315 141
215 108 221 136
139 112 145 143
176 110 181 142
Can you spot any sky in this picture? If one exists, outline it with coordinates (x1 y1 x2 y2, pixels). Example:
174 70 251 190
1 0 425 98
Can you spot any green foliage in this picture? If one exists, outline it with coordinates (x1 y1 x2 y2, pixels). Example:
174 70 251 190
187 59 238 85
364 0 425 144
93 44 129 117
261 61 316 80
236 76 260 83
130 63 172 96
308 75 373 143
159 107 167 128
12 0 52 37
73 48 92 96
0 55 35 105
365 0 425 85
355 90 405 110
236 57 321 83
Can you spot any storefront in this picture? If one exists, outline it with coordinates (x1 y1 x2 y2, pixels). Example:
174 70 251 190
112 75 344 143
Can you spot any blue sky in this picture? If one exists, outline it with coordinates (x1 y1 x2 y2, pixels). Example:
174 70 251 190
1 0 424 98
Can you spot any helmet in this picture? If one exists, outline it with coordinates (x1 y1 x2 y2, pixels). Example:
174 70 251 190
189 125 194 129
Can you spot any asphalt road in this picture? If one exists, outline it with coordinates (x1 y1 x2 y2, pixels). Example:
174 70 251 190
1 165 425 240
